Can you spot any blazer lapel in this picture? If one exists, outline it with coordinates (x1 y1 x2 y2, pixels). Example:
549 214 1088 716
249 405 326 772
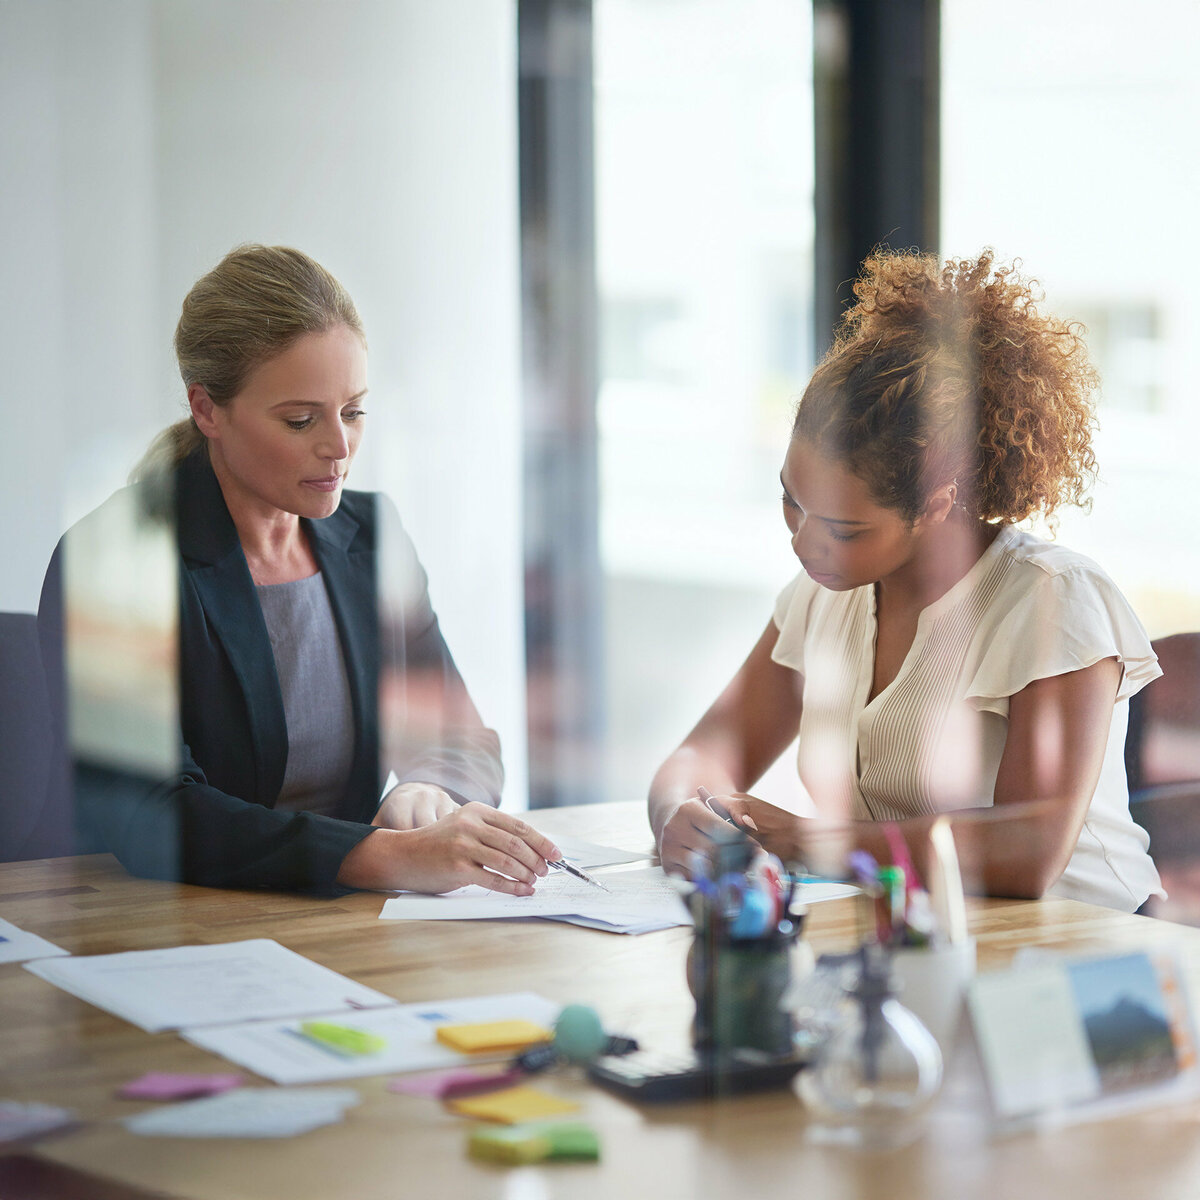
176 454 288 805
307 499 380 814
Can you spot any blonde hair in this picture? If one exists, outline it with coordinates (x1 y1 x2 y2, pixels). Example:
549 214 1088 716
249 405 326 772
133 245 363 481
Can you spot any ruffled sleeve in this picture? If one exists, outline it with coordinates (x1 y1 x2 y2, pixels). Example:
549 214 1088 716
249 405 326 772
770 570 822 675
965 559 1160 715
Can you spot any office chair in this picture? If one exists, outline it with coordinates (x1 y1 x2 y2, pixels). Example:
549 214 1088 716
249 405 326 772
1125 632 1200 922
0 611 75 861
1127 632 1200 794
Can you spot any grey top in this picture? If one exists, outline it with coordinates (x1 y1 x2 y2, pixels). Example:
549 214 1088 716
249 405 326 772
255 573 355 817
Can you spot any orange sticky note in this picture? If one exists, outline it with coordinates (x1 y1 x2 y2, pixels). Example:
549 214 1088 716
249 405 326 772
435 1019 553 1055
446 1085 581 1124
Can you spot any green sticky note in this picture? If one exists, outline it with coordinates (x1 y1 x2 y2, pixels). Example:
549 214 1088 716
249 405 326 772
541 1122 601 1160
298 1021 387 1057
468 1125 552 1165
467 1122 600 1164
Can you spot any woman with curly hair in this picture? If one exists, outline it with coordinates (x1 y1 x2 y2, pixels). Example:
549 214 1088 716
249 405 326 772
649 250 1162 912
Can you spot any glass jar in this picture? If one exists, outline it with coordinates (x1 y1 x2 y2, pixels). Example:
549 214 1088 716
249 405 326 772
799 945 943 1148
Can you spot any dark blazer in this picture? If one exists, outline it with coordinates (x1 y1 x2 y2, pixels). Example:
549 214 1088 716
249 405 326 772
39 450 503 895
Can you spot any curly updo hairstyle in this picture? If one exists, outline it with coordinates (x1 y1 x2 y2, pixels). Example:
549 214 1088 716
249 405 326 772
794 249 1099 526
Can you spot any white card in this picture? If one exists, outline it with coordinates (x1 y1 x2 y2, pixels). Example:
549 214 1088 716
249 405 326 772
968 947 1200 1128
124 1088 359 1138
968 963 1100 1117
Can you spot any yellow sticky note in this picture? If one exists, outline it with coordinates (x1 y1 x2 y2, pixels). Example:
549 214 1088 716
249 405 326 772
447 1085 581 1124
435 1019 553 1055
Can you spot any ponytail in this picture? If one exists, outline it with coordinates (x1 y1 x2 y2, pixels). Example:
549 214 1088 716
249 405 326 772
129 418 206 484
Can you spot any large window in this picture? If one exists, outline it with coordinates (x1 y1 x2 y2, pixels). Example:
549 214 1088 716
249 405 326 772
942 0 1200 635
595 0 815 806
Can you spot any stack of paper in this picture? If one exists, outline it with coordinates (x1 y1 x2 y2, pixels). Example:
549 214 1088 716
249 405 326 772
23 937 569 1088
379 863 859 934
547 836 650 870
0 918 69 964
379 864 692 934
23 939 393 1031
183 993 561 1086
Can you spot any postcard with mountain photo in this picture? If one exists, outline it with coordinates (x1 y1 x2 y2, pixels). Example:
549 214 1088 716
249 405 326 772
1066 952 1181 1094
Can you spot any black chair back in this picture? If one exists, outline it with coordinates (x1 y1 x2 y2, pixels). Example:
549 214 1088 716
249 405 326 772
0 611 75 861
1126 632 1200 795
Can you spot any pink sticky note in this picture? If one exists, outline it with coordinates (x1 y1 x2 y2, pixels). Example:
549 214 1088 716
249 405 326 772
387 1068 523 1100
117 1072 245 1100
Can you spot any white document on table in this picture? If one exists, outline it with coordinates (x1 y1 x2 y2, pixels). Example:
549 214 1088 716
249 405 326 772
547 835 650 870
0 917 69 964
379 864 692 932
183 992 560 1085
125 1088 360 1138
24 938 394 1032
379 865 858 934
791 880 861 905
549 912 684 935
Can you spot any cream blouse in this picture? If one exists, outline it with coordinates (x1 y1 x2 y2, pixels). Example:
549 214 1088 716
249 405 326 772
771 525 1163 912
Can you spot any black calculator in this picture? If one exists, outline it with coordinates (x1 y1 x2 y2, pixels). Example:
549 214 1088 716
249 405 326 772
587 1048 810 1103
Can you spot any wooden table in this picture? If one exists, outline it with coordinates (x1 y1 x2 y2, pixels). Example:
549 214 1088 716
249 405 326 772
3 801 1200 1200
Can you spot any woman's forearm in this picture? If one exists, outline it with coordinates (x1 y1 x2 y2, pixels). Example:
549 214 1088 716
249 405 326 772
336 826 403 891
721 796 1078 900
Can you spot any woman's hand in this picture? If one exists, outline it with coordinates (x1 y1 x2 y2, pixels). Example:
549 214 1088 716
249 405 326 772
373 782 459 830
338 802 561 895
717 794 809 863
657 797 737 877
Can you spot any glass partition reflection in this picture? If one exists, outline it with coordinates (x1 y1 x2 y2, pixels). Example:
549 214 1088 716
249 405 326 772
596 0 817 809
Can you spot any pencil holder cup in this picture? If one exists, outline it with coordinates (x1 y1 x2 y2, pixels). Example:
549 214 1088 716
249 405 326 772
687 935 793 1058
887 939 976 1058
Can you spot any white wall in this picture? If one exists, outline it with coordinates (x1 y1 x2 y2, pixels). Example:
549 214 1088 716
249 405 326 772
1 1 160 613
0 0 529 804
942 0 1200 634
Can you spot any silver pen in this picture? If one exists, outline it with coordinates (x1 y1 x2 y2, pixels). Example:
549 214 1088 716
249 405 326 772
547 858 611 893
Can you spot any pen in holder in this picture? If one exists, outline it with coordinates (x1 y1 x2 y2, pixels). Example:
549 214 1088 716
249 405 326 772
686 834 805 1060
844 823 976 1057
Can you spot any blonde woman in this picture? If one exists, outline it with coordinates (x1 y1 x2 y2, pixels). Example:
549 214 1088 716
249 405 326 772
41 245 558 895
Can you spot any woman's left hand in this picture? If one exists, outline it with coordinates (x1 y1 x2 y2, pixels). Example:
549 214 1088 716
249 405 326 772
373 782 460 830
717 794 808 863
